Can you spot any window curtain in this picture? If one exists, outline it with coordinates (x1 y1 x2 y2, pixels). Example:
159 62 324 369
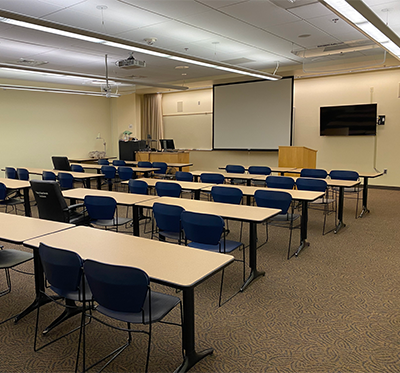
141 93 164 149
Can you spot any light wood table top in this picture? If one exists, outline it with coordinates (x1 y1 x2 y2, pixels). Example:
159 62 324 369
0 212 73 244
291 168 384 179
202 184 325 202
22 167 105 179
191 170 258 180
122 178 213 191
63 188 158 206
71 163 157 173
0 177 30 189
125 161 193 168
219 166 298 174
24 226 234 288
137 196 280 223
68 157 116 163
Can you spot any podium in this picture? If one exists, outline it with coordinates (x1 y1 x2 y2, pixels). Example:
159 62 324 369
278 146 317 171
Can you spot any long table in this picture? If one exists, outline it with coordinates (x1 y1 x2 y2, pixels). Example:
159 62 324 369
62 188 158 235
24 226 234 373
136 196 280 291
218 166 298 176
0 213 74 322
0 178 31 216
125 160 193 172
202 184 324 257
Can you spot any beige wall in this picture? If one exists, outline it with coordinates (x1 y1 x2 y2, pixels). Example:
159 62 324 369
161 68 400 186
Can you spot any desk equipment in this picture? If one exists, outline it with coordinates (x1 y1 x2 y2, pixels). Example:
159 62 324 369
52 156 71 171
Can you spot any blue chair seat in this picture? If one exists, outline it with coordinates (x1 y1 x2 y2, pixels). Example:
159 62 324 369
187 239 242 253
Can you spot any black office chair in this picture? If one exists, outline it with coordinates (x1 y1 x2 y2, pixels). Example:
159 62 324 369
0 182 24 214
30 180 89 225
52 156 71 171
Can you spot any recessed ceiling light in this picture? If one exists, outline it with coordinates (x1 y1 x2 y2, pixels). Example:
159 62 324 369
175 66 189 69
298 34 311 38
96 5 108 10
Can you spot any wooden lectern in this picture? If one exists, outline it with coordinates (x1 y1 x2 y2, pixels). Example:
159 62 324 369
278 146 317 171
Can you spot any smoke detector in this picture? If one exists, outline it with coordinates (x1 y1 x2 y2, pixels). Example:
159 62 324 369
143 37 157 46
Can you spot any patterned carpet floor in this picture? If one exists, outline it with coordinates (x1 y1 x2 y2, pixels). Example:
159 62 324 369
1 187 400 372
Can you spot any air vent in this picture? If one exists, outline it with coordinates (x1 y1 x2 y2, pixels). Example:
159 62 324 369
221 57 255 65
14 58 49 66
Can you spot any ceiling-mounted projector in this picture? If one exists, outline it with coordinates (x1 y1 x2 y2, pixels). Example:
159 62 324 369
116 55 146 69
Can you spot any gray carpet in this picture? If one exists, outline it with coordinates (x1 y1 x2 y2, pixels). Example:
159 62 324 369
1 187 400 372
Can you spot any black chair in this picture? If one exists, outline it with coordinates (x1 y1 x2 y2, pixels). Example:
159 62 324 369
35 243 91 358
254 190 300 259
181 211 245 306
84 195 132 232
80 260 182 373
52 156 71 171
0 182 24 214
30 180 89 225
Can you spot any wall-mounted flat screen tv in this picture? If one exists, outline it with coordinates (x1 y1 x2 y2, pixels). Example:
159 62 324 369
320 103 377 136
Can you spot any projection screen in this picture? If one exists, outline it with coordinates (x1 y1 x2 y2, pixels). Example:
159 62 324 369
213 77 293 150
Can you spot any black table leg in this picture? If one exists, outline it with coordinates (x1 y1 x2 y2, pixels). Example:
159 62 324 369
334 187 345 234
241 221 264 291
194 190 200 200
293 200 310 257
174 287 213 373
359 177 369 218
133 205 140 236
23 187 31 217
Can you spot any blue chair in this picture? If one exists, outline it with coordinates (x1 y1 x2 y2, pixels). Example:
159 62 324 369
225 165 246 185
42 171 56 181
84 195 132 232
300 168 328 179
175 171 193 182
35 243 91 357
81 260 182 373
248 166 271 186
112 160 126 166
211 186 244 241
329 170 361 218
98 159 109 165
138 161 152 168
200 173 225 184
100 165 116 191
254 190 300 259
155 181 181 198
152 162 168 178
17 168 29 181
181 211 245 306
58 172 74 190
5 167 17 179
296 177 336 235
265 175 295 190
117 166 134 191
0 183 23 213
151 202 184 243
128 179 150 225
71 164 84 173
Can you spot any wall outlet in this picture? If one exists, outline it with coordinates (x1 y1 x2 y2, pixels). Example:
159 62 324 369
383 168 388 174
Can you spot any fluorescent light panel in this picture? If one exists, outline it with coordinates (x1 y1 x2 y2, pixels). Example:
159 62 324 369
0 16 279 81
322 0 400 58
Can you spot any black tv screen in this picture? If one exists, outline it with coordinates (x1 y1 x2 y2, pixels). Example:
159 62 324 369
320 103 377 136
160 139 175 150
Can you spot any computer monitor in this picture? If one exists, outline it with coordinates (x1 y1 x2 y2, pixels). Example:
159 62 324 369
160 139 175 150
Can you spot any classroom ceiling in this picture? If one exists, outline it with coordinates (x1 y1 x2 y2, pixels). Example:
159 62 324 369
0 0 399 93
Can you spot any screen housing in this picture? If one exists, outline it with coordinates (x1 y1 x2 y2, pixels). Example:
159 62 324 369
160 139 175 150
320 103 377 136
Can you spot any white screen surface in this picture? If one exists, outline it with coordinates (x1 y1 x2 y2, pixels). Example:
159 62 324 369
213 78 293 150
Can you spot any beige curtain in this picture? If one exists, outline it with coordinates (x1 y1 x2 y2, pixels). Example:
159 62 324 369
141 93 164 150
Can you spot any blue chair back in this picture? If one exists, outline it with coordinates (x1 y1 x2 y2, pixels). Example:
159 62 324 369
254 190 292 215
329 170 359 181
42 171 56 181
296 178 327 192
101 165 117 179
226 165 245 174
175 171 193 182
17 168 29 180
112 160 126 166
128 179 148 195
138 161 152 168
0 183 7 200
118 166 134 181
211 186 243 205
5 167 17 179
152 162 168 175
300 168 328 179
200 173 225 184
181 211 224 245
39 243 83 297
58 172 74 190
84 195 116 220
153 202 184 235
98 159 109 165
84 260 149 313
155 182 181 197
266 175 295 190
248 166 271 175
71 164 84 173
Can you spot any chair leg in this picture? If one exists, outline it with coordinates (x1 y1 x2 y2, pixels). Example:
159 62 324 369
0 268 11 297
